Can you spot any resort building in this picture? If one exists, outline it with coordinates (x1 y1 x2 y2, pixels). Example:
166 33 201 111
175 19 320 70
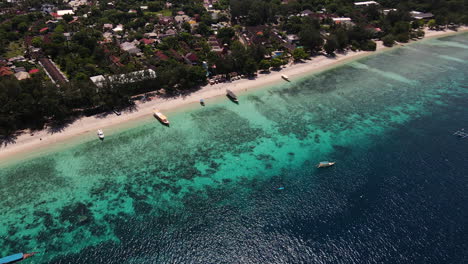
38 57 69 85
354 1 379 6
120 42 141 55
410 11 434 20
14 71 31 80
89 69 157 88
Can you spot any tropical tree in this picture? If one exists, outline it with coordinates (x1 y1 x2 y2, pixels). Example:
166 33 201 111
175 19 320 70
292 48 308 61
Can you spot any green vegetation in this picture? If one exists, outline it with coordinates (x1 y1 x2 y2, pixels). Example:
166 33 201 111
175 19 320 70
5 42 25 58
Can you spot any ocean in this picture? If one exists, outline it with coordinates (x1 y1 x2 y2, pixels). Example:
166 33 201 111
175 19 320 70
1 33 468 264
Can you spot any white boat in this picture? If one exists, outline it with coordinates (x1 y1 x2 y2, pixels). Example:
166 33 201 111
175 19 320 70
317 161 335 168
153 109 170 125
281 75 290 81
226 89 238 103
97 129 104 140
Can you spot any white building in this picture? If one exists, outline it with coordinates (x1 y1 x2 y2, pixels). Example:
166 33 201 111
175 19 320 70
354 1 379 6
90 70 157 88
57 10 74 16
120 42 141 54
113 24 124 33
332 17 352 22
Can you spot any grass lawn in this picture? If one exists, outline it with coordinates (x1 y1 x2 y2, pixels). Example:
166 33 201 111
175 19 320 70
144 9 172 17
5 41 25 58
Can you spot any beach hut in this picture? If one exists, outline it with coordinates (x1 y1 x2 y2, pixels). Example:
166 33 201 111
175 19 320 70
14 72 30 80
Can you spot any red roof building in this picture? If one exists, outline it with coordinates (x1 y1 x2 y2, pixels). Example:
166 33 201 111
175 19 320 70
109 55 124 67
184 52 199 65
139 38 155 45
0 66 13 76
29 69 40 74
155 50 169 61
39 27 49 33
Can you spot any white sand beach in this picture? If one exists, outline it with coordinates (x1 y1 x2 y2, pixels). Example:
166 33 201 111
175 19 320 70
0 27 466 164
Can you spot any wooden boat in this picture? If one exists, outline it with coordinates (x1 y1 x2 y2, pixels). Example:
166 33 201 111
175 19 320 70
0 252 37 264
200 99 205 106
226 89 238 103
317 161 335 168
97 129 104 140
281 75 290 81
153 109 170 125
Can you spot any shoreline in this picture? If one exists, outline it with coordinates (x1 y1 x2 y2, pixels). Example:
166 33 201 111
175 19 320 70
1 27 467 166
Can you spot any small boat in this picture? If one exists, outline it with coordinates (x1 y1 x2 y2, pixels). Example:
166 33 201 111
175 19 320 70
277 187 285 190
153 109 170 125
97 129 104 140
317 161 335 168
200 99 205 106
226 89 238 103
0 252 37 264
281 75 290 81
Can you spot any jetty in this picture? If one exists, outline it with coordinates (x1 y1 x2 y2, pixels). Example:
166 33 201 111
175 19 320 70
453 129 468 138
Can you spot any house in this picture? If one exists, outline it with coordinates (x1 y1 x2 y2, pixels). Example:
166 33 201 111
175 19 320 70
300 9 313 17
57 10 74 16
144 32 158 39
120 42 141 55
175 15 191 24
159 29 177 39
14 67 26 73
109 55 123 67
0 66 13 76
63 32 72 41
184 52 199 65
332 17 353 25
89 69 156 88
41 4 55 14
8 56 26 63
354 1 379 6
29 69 40 74
46 20 59 30
155 50 169 61
383 9 397 15
102 32 113 43
103 24 113 31
410 11 434 20
158 16 174 25
68 0 88 9
140 38 155 45
15 71 31 80
113 24 124 33
286 34 299 44
39 27 49 34
208 36 223 53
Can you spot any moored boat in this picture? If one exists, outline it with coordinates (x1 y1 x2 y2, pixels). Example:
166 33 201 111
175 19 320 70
200 98 205 106
317 161 335 168
0 252 37 264
281 75 290 81
97 129 104 140
153 109 170 125
226 89 238 103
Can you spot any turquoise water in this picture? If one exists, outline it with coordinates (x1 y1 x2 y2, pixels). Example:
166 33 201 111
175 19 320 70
1 34 468 263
